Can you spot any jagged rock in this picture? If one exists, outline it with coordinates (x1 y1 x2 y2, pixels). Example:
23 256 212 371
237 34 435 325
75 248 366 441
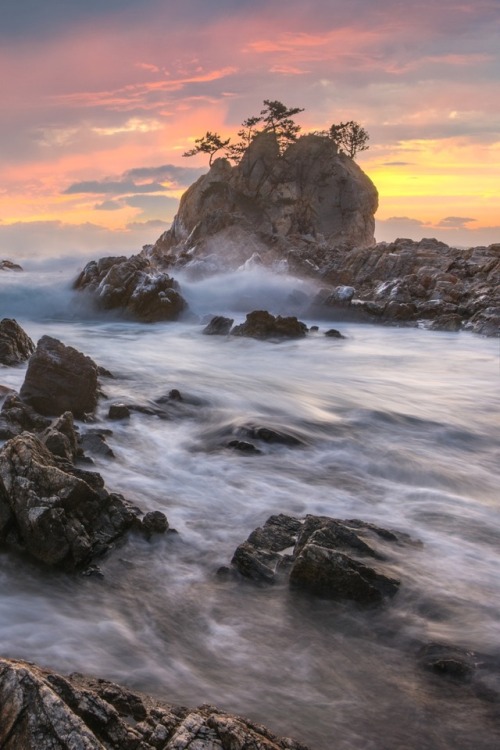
0 259 23 271
230 514 409 604
74 254 187 322
0 433 141 569
108 403 131 420
41 411 80 462
80 429 115 459
148 132 378 272
0 392 51 439
20 336 99 418
231 310 308 339
0 318 35 366
0 657 310 750
202 315 234 335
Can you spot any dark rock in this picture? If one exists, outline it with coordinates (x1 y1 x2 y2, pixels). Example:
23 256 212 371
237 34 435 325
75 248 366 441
0 259 23 271
0 433 139 569
417 642 477 681
226 440 262 455
0 392 51 439
0 319 35 366
289 544 400 603
20 336 99 418
141 510 169 536
0 657 310 750
74 254 188 322
202 315 234 335
41 411 80 462
108 403 131 420
243 424 303 446
80 429 115 459
228 513 407 604
429 314 463 332
168 388 182 401
324 328 345 338
231 310 308 339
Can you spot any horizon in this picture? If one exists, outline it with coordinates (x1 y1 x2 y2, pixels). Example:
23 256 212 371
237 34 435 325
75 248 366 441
1 0 499 261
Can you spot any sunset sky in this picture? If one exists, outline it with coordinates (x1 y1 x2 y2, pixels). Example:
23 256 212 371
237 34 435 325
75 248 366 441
1 0 499 259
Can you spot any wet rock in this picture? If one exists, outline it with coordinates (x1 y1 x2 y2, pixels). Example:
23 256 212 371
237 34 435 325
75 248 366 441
230 513 408 604
0 319 35 366
0 657 310 750
0 433 140 569
231 310 308 339
325 328 345 338
429 314 463 332
226 439 262 455
0 392 51 439
41 411 80 462
74 254 187 322
0 259 23 271
20 336 99 418
417 642 477 681
141 510 169 536
202 315 234 335
242 424 303 446
108 403 131 420
80 429 115 459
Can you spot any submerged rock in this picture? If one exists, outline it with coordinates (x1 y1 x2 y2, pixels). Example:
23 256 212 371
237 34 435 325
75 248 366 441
231 310 308 339
74 254 187 322
0 433 141 569
0 657 310 750
230 513 410 604
20 336 99 418
202 315 234 335
0 259 23 272
0 318 35 366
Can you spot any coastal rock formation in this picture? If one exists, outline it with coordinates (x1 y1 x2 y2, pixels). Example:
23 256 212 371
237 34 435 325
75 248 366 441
302 238 500 335
0 392 51 440
202 315 234 335
0 433 141 569
148 132 378 274
20 336 99 418
0 657 310 750
230 513 409 603
231 310 308 339
0 318 35 366
73 254 187 322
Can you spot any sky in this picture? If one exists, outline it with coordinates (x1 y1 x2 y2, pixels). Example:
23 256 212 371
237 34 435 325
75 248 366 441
0 0 499 260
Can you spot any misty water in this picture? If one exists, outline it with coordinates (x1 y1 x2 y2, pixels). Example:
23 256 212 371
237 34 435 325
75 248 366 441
1 261 500 749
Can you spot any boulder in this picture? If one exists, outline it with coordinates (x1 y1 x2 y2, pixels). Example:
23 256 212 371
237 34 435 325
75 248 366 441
0 433 141 569
40 411 80 462
74 254 187 322
0 318 35 366
231 310 308 339
20 336 99 418
0 392 50 440
202 315 234 335
230 513 409 604
0 657 310 750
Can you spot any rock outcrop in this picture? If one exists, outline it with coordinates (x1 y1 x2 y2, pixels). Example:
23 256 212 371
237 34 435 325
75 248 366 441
20 336 99 418
229 514 411 604
0 259 23 272
73 254 187 322
148 132 378 274
0 433 142 569
231 310 308 339
0 657 310 750
0 318 35 366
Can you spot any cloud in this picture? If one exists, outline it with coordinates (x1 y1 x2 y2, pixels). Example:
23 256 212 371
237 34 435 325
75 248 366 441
381 161 414 166
94 200 123 211
436 216 476 228
63 180 166 195
126 219 170 230
122 194 179 219
64 164 205 197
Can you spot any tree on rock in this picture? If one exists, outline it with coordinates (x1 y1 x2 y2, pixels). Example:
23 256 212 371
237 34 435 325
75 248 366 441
328 121 369 158
183 131 231 165
258 99 304 152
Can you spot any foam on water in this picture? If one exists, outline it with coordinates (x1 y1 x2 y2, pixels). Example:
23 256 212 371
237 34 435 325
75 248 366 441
1 262 500 749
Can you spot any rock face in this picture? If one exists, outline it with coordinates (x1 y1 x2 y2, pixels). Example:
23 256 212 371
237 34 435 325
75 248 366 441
0 318 35 366
303 238 500 336
148 132 378 274
20 336 99 418
73 254 187 322
0 433 140 569
0 657 310 750
230 514 408 604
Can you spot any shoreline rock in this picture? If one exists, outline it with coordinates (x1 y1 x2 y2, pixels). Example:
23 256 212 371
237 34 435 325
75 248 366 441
0 657 310 750
0 319 35 366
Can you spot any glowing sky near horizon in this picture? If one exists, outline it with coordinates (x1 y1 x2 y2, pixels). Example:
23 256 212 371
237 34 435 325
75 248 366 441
0 0 499 258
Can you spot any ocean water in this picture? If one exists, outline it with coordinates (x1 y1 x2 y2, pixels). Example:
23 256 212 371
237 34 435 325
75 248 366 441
1 261 500 750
